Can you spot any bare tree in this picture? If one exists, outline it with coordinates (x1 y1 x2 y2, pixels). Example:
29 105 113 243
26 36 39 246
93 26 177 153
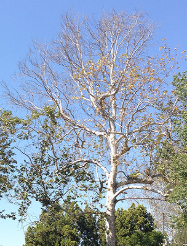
5 11 178 245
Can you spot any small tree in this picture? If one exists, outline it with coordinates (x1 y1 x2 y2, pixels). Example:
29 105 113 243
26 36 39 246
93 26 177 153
5 10 180 245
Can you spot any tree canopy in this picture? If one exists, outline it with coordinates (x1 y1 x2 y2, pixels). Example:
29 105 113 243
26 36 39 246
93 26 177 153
156 72 187 228
0 110 20 219
115 203 164 246
23 202 164 246
23 200 101 246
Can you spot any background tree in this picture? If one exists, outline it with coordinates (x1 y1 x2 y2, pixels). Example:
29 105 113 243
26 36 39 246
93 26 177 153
23 200 101 246
114 203 164 246
156 72 187 228
171 226 187 246
4 10 180 245
0 110 20 219
23 202 164 246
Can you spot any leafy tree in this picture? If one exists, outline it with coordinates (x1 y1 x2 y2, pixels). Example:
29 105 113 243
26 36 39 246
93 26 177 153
156 72 187 228
171 226 187 246
77 205 101 245
15 107 94 217
0 110 20 219
4 10 181 245
115 203 164 246
99 203 164 246
23 202 164 246
23 200 101 246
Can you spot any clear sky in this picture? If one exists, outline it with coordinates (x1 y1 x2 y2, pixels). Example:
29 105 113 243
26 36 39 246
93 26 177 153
0 0 186 245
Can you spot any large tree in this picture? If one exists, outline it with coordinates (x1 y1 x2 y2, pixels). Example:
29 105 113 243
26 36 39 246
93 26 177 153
4 11 180 245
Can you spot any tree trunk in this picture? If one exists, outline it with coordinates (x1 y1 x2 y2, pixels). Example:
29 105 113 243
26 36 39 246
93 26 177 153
105 185 117 246
105 128 117 246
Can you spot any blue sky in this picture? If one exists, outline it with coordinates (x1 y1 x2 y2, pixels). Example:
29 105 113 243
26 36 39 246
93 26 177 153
0 0 186 245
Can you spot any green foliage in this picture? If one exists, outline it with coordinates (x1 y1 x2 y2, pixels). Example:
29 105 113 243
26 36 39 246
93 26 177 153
23 202 164 246
77 205 101 246
0 106 94 217
172 71 187 107
0 106 95 219
156 72 187 228
115 203 164 246
0 110 19 219
171 226 187 246
23 200 101 246
0 110 19 193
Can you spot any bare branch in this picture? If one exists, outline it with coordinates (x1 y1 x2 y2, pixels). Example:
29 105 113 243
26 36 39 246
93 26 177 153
72 159 109 179
113 185 167 201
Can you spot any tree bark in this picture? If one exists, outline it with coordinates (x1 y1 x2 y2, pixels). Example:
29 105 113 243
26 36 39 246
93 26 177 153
105 182 117 246
105 119 117 246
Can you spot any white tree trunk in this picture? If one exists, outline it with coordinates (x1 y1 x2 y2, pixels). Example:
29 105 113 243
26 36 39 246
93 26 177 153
105 122 117 246
105 182 117 246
